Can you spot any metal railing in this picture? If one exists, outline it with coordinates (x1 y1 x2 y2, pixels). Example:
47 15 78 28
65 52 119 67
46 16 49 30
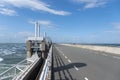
14 56 40 80
0 46 52 80
0 59 33 80
39 46 52 80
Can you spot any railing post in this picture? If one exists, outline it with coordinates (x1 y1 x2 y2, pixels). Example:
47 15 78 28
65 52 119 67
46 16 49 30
15 67 16 76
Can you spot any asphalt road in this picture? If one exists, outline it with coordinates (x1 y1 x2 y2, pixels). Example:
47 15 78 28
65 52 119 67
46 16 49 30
52 44 120 80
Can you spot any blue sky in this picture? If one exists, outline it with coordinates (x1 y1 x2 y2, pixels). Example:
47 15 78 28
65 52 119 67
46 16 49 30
0 0 120 43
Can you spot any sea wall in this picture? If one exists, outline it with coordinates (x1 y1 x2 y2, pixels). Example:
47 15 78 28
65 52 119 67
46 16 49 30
61 44 120 55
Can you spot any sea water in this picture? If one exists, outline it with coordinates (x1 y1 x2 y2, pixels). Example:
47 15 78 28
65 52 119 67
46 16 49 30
0 43 26 73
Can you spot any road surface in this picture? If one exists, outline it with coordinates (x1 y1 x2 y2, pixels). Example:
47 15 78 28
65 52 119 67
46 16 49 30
52 44 120 80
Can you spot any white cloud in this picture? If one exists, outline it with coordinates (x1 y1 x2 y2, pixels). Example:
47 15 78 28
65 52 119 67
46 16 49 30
0 4 5 7
28 20 57 29
0 26 7 30
0 31 34 43
72 0 107 9
0 8 17 16
111 22 120 30
105 22 120 34
29 20 52 26
14 31 34 38
39 20 53 26
0 0 70 16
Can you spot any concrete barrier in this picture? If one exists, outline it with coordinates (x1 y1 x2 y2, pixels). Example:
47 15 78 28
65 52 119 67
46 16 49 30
61 44 120 55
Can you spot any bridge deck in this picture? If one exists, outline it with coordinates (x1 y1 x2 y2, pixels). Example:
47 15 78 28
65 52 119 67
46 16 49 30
52 44 120 80
52 45 85 80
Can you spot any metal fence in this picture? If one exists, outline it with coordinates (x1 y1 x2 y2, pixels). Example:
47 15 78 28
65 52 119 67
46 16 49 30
0 59 32 80
0 46 52 80
39 46 52 80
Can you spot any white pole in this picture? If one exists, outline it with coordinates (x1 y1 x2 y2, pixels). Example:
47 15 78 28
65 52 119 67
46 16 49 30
35 22 37 38
44 32 46 38
38 23 40 37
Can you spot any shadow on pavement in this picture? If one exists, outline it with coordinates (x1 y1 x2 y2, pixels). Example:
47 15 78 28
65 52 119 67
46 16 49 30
51 46 87 80
54 62 87 72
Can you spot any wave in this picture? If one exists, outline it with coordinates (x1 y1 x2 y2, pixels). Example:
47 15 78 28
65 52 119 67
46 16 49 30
0 49 14 56
0 43 26 56
0 57 3 62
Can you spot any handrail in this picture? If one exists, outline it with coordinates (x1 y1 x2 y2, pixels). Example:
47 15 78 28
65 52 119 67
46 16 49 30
13 53 40 80
39 45 52 80
0 59 26 76
14 58 40 80
0 56 37 80
0 45 52 80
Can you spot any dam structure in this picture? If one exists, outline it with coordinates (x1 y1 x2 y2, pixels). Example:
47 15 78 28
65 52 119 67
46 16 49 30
0 21 52 80
0 22 120 80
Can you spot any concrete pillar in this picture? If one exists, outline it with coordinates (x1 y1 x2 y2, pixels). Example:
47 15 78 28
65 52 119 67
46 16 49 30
41 41 47 59
27 40 32 58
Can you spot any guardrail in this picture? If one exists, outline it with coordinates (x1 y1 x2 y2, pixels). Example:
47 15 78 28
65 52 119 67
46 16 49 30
39 45 52 80
0 59 31 80
0 46 52 80
15 60 40 79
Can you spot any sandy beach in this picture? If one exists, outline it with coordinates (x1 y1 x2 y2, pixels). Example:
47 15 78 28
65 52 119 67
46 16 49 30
61 44 120 55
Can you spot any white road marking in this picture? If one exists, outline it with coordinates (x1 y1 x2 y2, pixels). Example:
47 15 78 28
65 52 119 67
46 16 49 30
113 56 120 59
102 54 108 56
55 47 64 54
55 47 69 59
84 77 88 80
68 59 72 63
95 52 99 54
74 66 79 71
114 61 118 63
65 56 67 59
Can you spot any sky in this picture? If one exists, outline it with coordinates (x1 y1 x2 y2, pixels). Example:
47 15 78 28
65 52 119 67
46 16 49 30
0 0 120 43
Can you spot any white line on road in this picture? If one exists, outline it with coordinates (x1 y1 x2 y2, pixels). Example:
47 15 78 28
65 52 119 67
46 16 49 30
84 77 88 80
68 59 72 63
114 61 118 63
65 56 67 59
56 47 68 59
102 54 108 56
56 47 64 54
113 56 120 59
95 52 99 54
74 66 79 71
